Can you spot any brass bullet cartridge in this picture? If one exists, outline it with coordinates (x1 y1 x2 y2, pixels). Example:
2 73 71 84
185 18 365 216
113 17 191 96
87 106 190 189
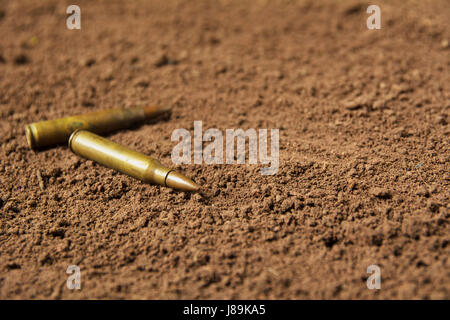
68 130 200 192
25 105 170 149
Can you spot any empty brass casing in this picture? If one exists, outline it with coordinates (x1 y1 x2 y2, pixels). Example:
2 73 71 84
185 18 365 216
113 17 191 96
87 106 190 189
25 106 169 149
69 130 171 186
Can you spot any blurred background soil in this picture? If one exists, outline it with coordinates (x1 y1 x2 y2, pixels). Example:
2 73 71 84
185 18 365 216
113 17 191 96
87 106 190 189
0 0 449 299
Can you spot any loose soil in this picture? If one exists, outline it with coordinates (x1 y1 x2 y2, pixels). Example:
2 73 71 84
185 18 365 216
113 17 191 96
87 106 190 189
0 0 449 299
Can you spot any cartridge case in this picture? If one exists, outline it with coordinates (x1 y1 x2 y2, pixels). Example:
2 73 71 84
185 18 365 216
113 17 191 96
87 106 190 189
25 105 169 149
69 130 171 186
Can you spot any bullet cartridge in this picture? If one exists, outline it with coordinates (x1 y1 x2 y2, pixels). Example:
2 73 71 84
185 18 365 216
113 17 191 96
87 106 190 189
68 130 200 192
25 105 170 149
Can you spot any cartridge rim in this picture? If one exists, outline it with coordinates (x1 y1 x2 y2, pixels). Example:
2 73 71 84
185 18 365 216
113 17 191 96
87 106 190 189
25 124 37 149
68 129 85 152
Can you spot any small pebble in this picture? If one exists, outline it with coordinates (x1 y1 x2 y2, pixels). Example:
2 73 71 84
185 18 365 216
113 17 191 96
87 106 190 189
13 53 29 65
369 187 392 199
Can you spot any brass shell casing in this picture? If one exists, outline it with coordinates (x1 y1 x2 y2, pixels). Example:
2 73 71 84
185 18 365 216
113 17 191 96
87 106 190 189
68 130 171 187
25 106 169 149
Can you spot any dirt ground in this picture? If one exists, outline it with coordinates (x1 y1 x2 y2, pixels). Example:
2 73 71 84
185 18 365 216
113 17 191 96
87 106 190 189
0 0 449 299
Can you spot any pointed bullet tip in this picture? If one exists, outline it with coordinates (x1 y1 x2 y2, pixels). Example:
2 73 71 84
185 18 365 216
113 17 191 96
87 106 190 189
160 105 172 113
143 105 172 118
165 171 201 192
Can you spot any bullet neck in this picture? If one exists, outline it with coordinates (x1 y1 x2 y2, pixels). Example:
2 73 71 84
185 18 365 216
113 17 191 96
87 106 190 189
145 162 172 187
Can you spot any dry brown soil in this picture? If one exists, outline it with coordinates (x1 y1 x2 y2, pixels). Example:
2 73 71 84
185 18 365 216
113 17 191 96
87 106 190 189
0 0 449 299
